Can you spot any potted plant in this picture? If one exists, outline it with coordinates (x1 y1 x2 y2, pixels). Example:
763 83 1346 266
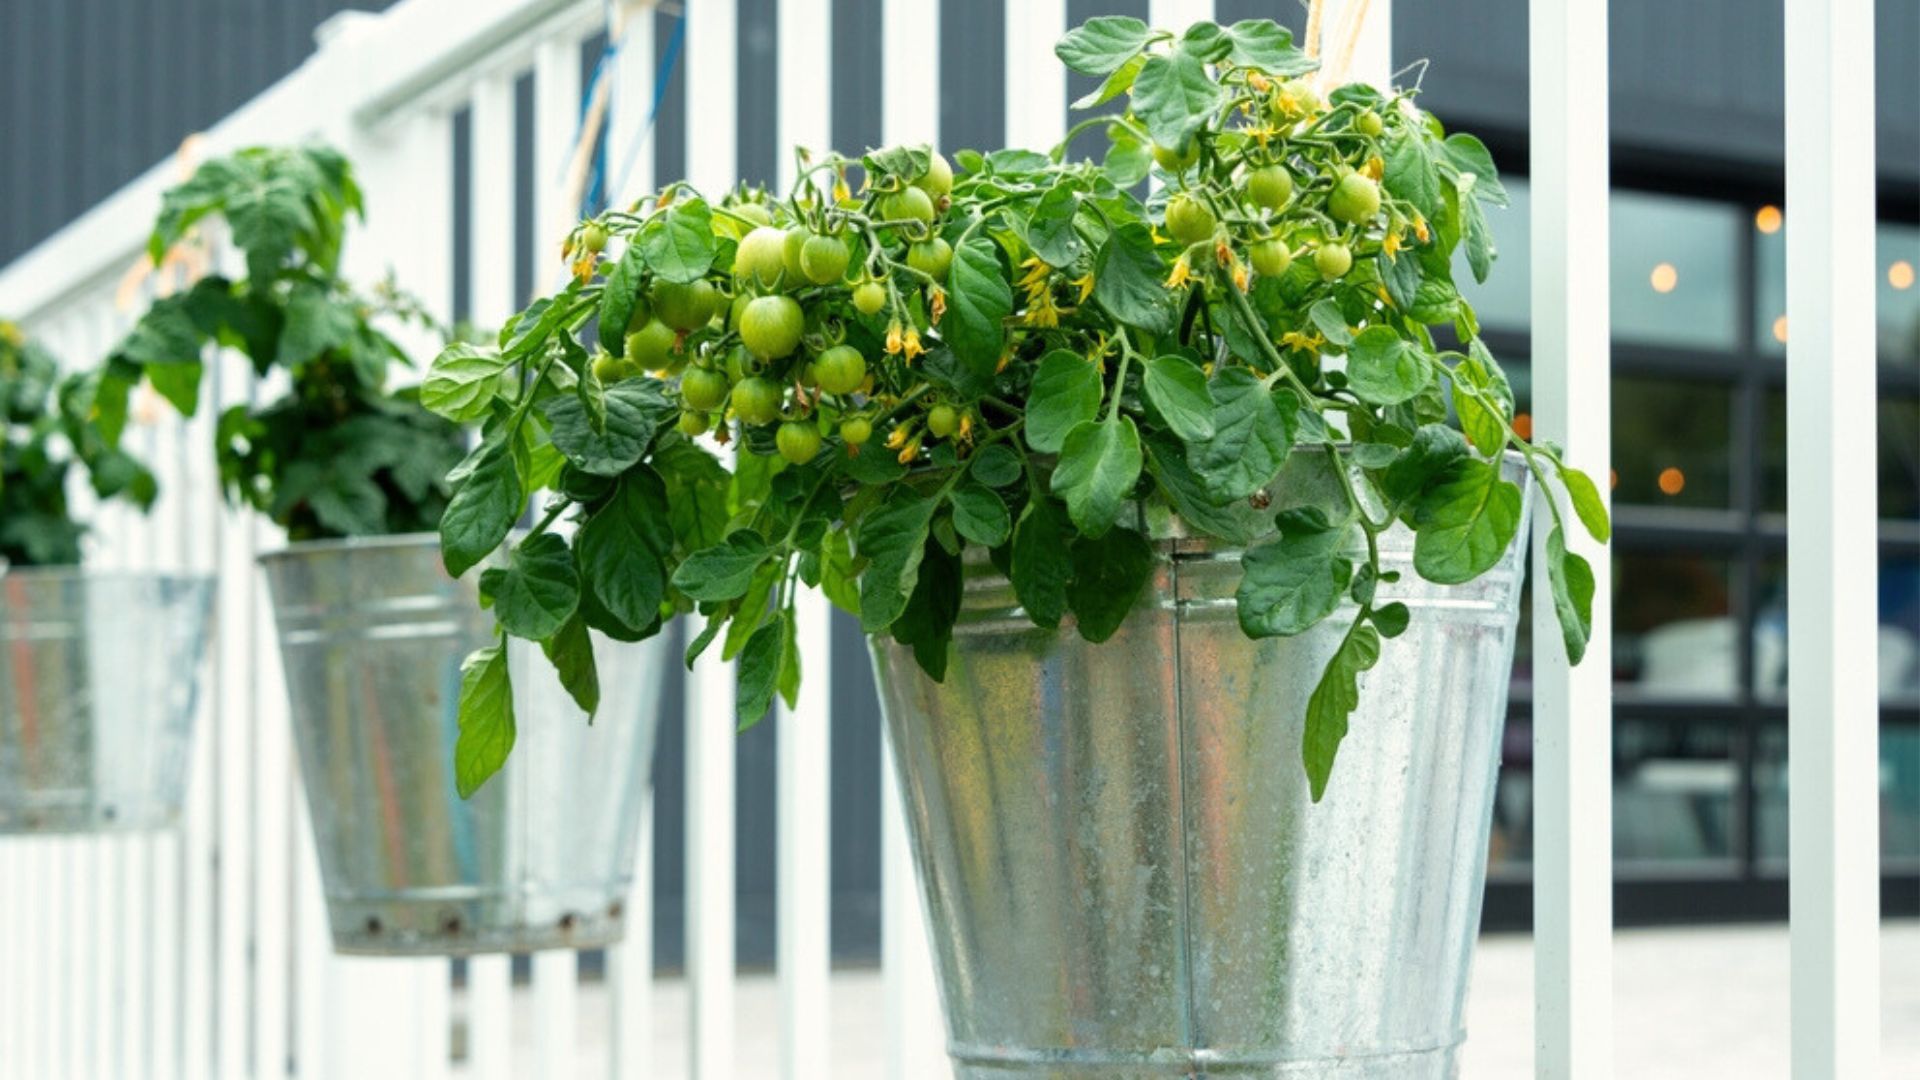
0 323 213 834
433 14 1609 1073
99 146 670 955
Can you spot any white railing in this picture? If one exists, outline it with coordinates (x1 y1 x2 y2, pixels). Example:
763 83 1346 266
0 0 1885 1078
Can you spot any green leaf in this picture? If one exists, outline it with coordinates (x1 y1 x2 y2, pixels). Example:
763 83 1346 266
892 539 963 681
657 439 733 552
423 342 508 423
1546 526 1595 665
454 645 515 799
542 614 600 716
1055 15 1153 75
819 527 861 616
598 241 648 355
1010 496 1074 627
276 285 357 368
117 298 204 368
1558 463 1612 543
1024 350 1103 454
1384 132 1444 219
1070 53 1146 110
1463 196 1496 284
856 495 938 632
481 532 580 640
1303 621 1381 802
1222 19 1318 75
1093 222 1176 335
145 361 203 416
1051 415 1143 537
943 235 1013 377
1130 50 1223 149
1372 602 1412 638
722 562 781 662
1067 527 1155 643
575 468 673 629
1346 326 1433 407
1441 133 1508 207
673 530 774 602
1411 458 1524 585
1307 299 1352 346
1143 354 1214 440
440 439 524 578
1188 368 1295 501
541 377 676 476
736 615 792 731
640 198 716 283
969 444 1022 488
1026 184 1085 266
1236 509 1355 637
1378 423 1470 506
1142 431 1259 545
949 484 1011 548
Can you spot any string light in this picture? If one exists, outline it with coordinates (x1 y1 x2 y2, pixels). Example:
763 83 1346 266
1772 315 1789 343
1754 205 1783 234
1650 263 1678 293
1892 260 1915 290
1658 467 1686 496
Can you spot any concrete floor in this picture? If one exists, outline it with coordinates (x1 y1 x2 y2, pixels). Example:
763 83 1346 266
478 921 1919 1078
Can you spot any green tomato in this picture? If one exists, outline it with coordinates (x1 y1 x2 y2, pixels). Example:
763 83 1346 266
926 404 959 438
579 222 608 253
653 278 719 331
1152 138 1199 172
839 415 872 446
734 226 790 289
1250 238 1292 277
591 350 632 383
800 233 852 285
776 421 824 464
625 319 677 370
1315 242 1354 279
1328 172 1382 226
623 291 653 332
1247 164 1294 210
677 410 711 437
680 366 732 412
1355 110 1385 137
913 152 954 200
782 227 809 283
812 344 867 395
883 186 935 225
730 376 784 426
739 295 806 359
1165 193 1216 245
733 203 773 228
906 237 953 283
852 280 888 316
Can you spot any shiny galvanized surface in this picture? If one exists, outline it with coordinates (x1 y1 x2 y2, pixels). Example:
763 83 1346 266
0 568 214 834
871 456 1532 1078
260 534 667 956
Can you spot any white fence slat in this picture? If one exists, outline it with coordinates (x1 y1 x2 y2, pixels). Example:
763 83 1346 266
1 843 17 1078
1004 0 1066 152
23 840 45 1076
467 954 514 1080
1148 0 1213 32
1528 0 1615 1076
1784 0 1882 1075
181 335 222 1080
532 950 580 1077
211 343 256 1080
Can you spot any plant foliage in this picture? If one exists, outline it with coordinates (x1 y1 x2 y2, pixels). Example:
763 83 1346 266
432 18 1609 800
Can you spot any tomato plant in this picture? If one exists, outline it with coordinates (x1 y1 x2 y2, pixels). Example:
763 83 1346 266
429 17 1606 803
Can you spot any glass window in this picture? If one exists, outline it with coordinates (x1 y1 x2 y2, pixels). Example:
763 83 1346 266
1455 180 1532 331
1616 552 1738 698
1759 220 1920 368
1612 191 1742 350
1753 723 1920 868
1761 390 1919 521
1752 555 1920 704
1613 376 1734 509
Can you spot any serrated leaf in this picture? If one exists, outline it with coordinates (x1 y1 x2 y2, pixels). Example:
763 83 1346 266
1010 496 1074 627
892 539 963 681
1235 510 1355 637
423 342 508 423
736 614 791 731
969 444 1022 488
640 198 716 283
454 646 514 799
1346 326 1433 407
480 532 580 640
1026 183 1085 266
1441 133 1508 207
1092 222 1176 334
673 530 774 602
1024 350 1103 454
1142 431 1259 545
1307 299 1352 346
598 241 648 355
1222 19 1318 75
1384 132 1443 219
1071 52 1146 110
943 235 1013 376
1143 354 1214 440
1303 622 1381 801
949 484 1011 547
856 495 938 632
1188 368 1295 501
575 468 673 630
1411 457 1523 585
541 377 676 476
1378 423 1470 506
440 439 523 578
1051 415 1142 538
541 614 601 716
1131 51 1223 149
1055 15 1153 75
1067 527 1154 643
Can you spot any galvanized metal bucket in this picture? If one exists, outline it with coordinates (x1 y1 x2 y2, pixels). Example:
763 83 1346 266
0 568 215 834
871 455 1533 1078
259 534 667 956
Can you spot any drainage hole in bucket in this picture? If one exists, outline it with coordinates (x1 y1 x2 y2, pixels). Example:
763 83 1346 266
364 916 383 936
558 913 578 933
441 913 464 935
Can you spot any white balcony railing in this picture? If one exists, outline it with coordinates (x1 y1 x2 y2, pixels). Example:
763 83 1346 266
0 0 1883 1077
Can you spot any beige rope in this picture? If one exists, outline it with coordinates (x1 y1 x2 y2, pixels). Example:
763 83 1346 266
115 133 211 311
1304 0 1327 59
1326 0 1375 87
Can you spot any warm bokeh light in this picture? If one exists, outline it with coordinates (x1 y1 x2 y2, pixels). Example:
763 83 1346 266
1512 412 1533 440
1772 315 1789 343
1754 205 1783 234
1892 260 1915 290
1609 468 1619 490
1658 467 1686 496
1650 262 1679 293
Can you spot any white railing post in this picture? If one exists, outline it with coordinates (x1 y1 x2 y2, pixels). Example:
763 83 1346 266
1529 0 1615 1076
1004 1 1066 154
775 1 835 1076
1784 0 1882 1075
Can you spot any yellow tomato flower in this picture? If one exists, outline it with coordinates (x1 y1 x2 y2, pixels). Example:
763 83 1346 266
902 327 926 360
929 287 947 325
1165 253 1194 289
885 320 904 355
1071 273 1095 303
1280 330 1324 352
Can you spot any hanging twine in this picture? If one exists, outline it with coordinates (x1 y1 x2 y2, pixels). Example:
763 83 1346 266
115 132 212 312
1325 0 1375 88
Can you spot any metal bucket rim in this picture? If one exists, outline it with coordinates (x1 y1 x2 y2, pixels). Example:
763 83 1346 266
257 531 443 567
0 565 215 590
